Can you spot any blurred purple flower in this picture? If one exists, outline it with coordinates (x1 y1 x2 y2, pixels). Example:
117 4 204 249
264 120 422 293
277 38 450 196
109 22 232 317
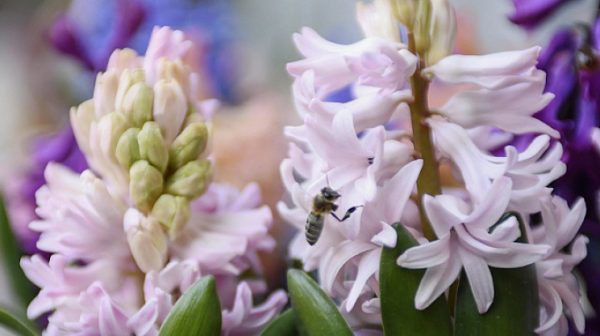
48 0 238 102
4 126 87 255
508 0 581 30
507 18 600 335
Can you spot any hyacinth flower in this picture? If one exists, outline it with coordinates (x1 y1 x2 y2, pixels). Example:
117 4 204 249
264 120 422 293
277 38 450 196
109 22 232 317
504 10 600 334
3 0 238 268
10 27 287 336
270 0 589 335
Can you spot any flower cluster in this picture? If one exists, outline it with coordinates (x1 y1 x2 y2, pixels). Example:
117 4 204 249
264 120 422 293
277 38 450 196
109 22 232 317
21 27 285 335
508 7 600 333
279 0 588 334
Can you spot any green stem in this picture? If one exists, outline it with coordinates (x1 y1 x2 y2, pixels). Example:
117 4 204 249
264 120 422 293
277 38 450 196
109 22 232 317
407 31 441 242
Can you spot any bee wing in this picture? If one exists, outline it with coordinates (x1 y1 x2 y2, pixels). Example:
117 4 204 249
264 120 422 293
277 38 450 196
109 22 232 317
291 183 313 213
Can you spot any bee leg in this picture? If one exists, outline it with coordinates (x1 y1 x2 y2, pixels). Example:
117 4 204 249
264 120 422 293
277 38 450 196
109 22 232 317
331 205 363 222
332 203 339 211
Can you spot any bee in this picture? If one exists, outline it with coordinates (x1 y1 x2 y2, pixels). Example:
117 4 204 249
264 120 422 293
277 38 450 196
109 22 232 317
305 185 362 246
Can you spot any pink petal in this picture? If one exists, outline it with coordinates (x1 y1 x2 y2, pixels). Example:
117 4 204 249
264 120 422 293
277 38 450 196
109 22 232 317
320 241 375 294
536 281 563 333
458 247 494 313
346 249 380 311
397 234 451 268
378 160 423 225
414 246 462 310
371 222 397 248
422 195 462 237
465 177 512 229
423 47 541 88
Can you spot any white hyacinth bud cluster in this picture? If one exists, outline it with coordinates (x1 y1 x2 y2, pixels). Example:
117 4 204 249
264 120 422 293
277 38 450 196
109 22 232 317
71 27 216 272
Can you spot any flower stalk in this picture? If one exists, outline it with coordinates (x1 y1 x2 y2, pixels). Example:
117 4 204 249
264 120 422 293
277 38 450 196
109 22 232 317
406 31 441 242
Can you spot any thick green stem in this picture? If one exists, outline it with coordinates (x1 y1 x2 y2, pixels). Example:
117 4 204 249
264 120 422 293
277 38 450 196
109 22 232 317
407 31 441 242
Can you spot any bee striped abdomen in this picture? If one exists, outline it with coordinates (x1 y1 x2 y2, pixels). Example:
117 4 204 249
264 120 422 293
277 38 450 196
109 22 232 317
305 211 324 245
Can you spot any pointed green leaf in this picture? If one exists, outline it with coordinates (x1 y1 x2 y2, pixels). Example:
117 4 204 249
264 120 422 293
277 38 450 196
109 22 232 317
454 212 539 336
380 223 453 336
0 193 36 308
287 269 353 336
260 309 298 336
158 275 221 336
0 305 39 336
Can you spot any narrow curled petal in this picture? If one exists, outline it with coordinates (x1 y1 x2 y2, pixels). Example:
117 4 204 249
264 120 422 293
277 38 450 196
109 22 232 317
458 247 494 313
414 245 462 310
397 234 451 268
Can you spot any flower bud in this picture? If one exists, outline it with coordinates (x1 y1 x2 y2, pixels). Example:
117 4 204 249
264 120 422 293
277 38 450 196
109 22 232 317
153 79 187 144
414 0 432 56
164 160 212 199
169 123 208 170
390 0 418 28
107 48 140 73
97 112 130 161
116 69 146 113
138 122 169 173
116 128 141 169
70 99 96 155
130 160 164 211
151 194 191 240
427 0 457 66
93 70 119 118
122 82 154 128
124 208 168 273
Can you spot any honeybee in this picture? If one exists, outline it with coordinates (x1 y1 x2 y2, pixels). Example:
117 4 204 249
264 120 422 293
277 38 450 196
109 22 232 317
305 185 362 246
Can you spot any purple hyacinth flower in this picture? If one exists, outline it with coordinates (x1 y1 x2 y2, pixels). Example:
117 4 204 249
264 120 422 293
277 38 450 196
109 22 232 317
508 0 582 30
507 18 600 334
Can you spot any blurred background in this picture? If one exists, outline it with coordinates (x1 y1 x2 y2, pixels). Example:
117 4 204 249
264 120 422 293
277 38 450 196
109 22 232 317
0 0 597 334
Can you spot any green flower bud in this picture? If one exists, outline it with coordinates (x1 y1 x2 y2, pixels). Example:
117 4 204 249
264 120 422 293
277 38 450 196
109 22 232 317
414 0 432 56
130 160 164 211
151 194 191 240
427 0 457 66
116 128 141 169
169 123 208 170
97 112 130 161
122 82 154 128
164 160 212 199
183 109 206 128
390 0 418 29
138 122 169 173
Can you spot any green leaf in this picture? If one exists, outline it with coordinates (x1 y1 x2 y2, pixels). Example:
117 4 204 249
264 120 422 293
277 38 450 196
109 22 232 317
380 223 453 336
287 269 353 336
0 305 39 336
454 212 539 336
158 275 221 336
0 193 36 308
260 309 298 336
